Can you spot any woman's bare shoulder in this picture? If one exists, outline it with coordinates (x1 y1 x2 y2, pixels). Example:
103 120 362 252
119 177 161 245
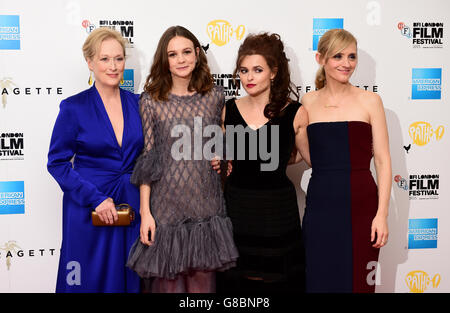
300 90 321 110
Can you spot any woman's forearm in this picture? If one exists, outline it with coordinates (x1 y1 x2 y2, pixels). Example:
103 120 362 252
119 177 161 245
139 184 152 216
374 155 392 217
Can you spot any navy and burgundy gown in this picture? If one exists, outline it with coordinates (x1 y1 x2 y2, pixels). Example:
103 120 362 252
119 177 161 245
303 121 380 293
47 84 144 292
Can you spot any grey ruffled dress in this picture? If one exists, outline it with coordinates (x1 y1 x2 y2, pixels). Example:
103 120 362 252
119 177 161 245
126 86 238 279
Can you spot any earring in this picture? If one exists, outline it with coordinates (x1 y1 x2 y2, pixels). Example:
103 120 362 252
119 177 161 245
120 76 124 85
88 72 93 86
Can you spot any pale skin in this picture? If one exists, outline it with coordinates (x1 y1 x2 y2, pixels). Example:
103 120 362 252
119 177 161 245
301 43 391 248
87 38 126 225
139 36 199 246
211 54 309 282
211 53 311 182
139 35 218 292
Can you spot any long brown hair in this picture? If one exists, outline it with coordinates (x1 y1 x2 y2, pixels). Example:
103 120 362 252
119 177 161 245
144 26 213 101
315 29 357 89
233 32 298 119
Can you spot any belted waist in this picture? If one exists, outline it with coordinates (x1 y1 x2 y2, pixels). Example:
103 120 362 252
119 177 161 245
74 164 134 180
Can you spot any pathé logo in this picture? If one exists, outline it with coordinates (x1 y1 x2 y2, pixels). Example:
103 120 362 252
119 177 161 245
408 121 444 146
405 271 441 293
206 20 245 47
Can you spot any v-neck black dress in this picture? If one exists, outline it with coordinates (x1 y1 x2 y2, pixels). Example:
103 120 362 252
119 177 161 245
219 98 305 292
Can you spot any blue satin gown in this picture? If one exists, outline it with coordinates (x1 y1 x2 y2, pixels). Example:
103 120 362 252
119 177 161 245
47 85 144 292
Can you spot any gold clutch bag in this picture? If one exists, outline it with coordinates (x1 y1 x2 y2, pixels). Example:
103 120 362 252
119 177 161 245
91 203 135 226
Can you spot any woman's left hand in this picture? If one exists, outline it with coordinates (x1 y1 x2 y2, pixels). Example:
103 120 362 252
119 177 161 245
371 214 389 248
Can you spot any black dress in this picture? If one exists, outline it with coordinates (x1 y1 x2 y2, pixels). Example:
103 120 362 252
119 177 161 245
218 98 305 293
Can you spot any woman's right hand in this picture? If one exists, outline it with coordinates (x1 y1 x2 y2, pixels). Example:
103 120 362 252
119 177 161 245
140 212 156 246
95 197 118 225
211 156 222 174
211 157 232 176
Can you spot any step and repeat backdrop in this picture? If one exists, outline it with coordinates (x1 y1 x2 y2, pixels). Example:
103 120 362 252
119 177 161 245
0 0 449 293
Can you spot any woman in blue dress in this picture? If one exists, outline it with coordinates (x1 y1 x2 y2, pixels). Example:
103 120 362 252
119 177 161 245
47 28 143 292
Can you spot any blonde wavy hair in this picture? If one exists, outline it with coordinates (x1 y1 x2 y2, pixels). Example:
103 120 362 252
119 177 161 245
82 27 127 61
315 29 357 89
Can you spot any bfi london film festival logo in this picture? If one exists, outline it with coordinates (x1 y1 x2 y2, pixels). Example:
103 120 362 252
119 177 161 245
398 21 443 49
0 132 24 161
0 240 58 271
0 15 20 50
82 19 135 46
212 73 241 98
0 181 25 215
408 218 438 249
119 69 134 93
411 68 441 100
405 271 441 293
394 174 439 200
312 18 343 51
206 20 245 47
81 19 96 33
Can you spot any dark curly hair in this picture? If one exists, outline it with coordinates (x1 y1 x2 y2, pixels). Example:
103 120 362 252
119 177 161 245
144 26 213 101
233 32 298 119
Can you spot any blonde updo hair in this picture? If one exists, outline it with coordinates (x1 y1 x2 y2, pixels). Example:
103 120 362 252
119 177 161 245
315 29 357 89
82 27 127 61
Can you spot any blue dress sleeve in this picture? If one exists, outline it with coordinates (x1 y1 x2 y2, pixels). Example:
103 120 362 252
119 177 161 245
47 99 108 209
